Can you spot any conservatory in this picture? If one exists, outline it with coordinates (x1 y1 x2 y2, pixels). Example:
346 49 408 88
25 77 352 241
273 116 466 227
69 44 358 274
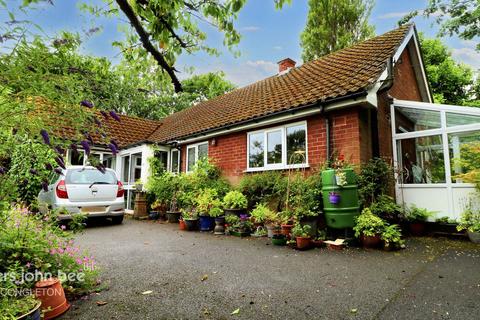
391 99 480 221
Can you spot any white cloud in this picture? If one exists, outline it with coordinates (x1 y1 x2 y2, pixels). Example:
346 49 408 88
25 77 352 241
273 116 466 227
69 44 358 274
273 45 282 51
241 26 260 32
451 47 480 71
377 12 410 19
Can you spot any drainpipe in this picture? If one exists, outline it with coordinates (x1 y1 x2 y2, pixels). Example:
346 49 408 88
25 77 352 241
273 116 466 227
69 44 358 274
325 118 331 164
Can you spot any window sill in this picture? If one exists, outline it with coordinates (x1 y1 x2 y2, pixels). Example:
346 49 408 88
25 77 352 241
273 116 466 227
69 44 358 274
244 164 310 173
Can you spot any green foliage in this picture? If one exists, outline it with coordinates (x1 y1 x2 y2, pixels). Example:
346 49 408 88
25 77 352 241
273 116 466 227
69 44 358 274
404 205 435 222
288 173 322 219
381 224 405 247
239 172 287 210
291 223 312 238
225 214 240 226
353 208 386 237
0 206 99 297
369 195 403 222
196 188 222 217
357 158 394 206
250 203 277 224
182 72 236 101
300 0 375 61
457 206 480 233
0 291 38 319
451 141 480 190
223 191 247 210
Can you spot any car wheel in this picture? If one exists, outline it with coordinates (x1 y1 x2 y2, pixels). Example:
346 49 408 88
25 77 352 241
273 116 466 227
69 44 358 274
111 215 124 225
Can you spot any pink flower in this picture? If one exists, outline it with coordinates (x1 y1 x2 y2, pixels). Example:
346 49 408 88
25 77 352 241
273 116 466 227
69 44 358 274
60 225 66 230
26 262 31 268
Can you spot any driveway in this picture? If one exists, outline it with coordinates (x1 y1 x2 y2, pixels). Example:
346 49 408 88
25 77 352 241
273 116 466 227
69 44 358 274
62 218 480 320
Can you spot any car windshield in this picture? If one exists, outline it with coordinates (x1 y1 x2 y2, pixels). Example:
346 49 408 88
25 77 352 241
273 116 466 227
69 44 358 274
66 169 117 185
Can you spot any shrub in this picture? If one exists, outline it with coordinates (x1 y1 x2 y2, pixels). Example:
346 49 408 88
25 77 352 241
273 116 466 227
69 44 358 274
287 173 322 219
369 195 402 222
196 188 222 217
291 223 311 238
223 191 247 209
457 207 480 233
239 171 287 210
353 208 386 237
403 205 435 222
381 224 405 247
358 158 394 206
250 203 276 224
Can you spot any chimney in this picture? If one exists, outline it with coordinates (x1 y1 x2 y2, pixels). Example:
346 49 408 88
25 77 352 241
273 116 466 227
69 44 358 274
277 58 296 73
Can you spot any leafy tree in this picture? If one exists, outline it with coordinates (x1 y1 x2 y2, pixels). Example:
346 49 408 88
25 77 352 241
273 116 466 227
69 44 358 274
419 34 475 105
300 0 375 61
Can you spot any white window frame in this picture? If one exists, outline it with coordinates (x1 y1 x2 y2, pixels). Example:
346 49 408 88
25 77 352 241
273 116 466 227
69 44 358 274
186 141 209 172
170 149 180 173
246 121 309 172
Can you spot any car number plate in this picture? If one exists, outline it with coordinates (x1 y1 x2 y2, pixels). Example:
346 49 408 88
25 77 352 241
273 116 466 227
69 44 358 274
81 206 106 213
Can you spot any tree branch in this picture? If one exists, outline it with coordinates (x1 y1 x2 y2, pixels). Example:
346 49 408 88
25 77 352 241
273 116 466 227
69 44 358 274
115 0 183 92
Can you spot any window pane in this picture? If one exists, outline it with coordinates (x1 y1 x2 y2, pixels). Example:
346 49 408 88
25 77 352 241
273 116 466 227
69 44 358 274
447 112 480 127
154 151 168 173
130 153 142 183
198 143 208 160
187 147 196 171
286 124 306 164
69 150 84 165
397 135 445 183
395 106 441 133
103 154 116 169
171 150 179 173
249 132 264 168
449 130 480 183
267 130 282 164
87 153 101 165
122 156 130 184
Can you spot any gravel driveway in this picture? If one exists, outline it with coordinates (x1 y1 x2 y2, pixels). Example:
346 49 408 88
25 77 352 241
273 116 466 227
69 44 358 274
61 218 480 320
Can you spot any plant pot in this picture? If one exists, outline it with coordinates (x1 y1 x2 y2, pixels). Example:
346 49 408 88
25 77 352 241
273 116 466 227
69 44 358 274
467 231 480 243
34 278 70 320
166 211 180 223
135 184 143 191
300 216 318 238
271 234 287 246
360 234 382 248
328 193 341 205
281 224 294 237
199 216 215 231
149 211 160 220
409 222 425 236
296 236 311 250
16 301 41 320
266 224 276 238
223 208 247 217
311 239 324 248
184 219 198 231
214 216 225 235
179 219 186 230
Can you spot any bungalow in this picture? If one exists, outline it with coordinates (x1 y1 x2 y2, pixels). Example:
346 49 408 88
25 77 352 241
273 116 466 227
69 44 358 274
62 23 480 220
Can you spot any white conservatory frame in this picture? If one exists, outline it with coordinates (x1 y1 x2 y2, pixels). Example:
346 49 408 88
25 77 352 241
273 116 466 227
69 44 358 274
391 99 480 220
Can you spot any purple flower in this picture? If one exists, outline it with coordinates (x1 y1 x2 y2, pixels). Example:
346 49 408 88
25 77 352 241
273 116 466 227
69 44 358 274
80 100 93 108
100 110 109 120
29 169 38 175
80 140 90 156
110 139 119 149
45 163 53 171
84 133 94 145
55 156 66 170
109 110 121 122
0 167 5 175
108 143 118 155
96 164 106 174
93 117 102 127
54 168 64 175
54 145 65 155
40 129 50 145
41 181 48 192
240 214 248 221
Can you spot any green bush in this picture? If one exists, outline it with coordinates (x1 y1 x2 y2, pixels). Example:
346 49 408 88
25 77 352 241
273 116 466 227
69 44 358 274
457 207 480 233
353 208 386 237
288 173 322 219
223 190 247 209
250 203 277 224
358 158 394 206
291 223 311 238
403 205 435 222
369 195 402 222
196 188 223 217
239 171 287 210
381 224 405 247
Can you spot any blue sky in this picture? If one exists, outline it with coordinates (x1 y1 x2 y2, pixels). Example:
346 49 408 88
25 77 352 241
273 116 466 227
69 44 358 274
3 0 479 87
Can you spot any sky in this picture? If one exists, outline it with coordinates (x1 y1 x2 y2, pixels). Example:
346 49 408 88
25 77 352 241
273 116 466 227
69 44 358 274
2 0 479 87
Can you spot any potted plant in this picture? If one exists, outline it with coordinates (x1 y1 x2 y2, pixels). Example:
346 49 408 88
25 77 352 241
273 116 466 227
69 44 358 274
3 295 41 320
279 210 294 237
271 233 287 246
135 179 143 191
369 195 403 224
181 193 199 231
353 208 386 248
34 277 70 319
226 214 252 237
196 188 220 232
251 203 277 237
381 224 405 250
433 216 458 234
150 200 165 221
404 205 434 236
222 190 248 216
166 192 181 223
311 229 327 248
457 208 480 243
211 205 226 235
292 223 312 250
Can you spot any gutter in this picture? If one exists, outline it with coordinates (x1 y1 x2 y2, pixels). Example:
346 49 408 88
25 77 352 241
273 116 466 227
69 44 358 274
170 90 368 145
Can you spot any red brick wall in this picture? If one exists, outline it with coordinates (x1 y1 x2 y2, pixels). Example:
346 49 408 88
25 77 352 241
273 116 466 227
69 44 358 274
178 109 364 183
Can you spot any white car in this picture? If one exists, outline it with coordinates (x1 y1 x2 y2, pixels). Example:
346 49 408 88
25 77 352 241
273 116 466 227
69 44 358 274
38 166 125 224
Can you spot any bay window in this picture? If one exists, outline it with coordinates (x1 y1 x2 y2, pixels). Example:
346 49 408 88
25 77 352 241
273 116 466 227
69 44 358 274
247 121 308 171
186 142 208 172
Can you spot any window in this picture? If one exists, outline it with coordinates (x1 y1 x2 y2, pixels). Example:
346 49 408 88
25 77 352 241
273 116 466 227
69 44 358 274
449 130 480 183
395 106 441 133
68 150 84 165
131 153 142 183
121 155 130 184
186 142 208 172
154 150 168 173
397 135 445 184
171 149 180 173
66 168 117 185
247 122 307 171
102 154 116 169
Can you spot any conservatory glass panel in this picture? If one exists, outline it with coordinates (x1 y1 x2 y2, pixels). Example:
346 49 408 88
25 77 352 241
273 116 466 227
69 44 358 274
397 135 445 184
395 106 441 133
448 130 480 183
446 112 480 127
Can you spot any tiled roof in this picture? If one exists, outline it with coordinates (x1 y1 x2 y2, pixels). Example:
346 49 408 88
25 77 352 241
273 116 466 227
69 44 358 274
148 24 413 143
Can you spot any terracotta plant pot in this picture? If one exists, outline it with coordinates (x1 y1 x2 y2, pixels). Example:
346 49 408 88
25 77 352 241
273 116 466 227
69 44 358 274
296 236 311 250
409 222 425 236
179 219 186 230
360 234 382 248
34 278 70 320
281 224 294 237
